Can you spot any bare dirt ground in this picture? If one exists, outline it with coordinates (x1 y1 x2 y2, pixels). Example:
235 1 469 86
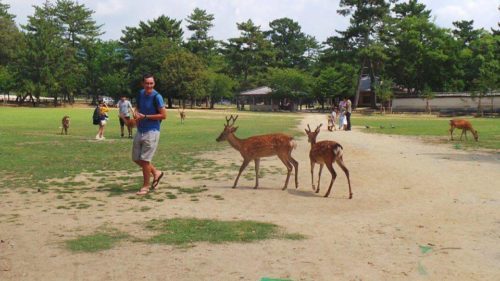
1 113 499 281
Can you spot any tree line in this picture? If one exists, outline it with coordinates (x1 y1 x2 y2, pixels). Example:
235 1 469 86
0 0 498 109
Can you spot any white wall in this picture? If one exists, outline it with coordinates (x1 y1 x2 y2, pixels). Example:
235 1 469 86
392 95 500 112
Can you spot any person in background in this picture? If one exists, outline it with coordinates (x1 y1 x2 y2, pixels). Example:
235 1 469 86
96 100 109 140
328 106 338 131
345 96 352 131
338 107 347 130
117 96 133 138
133 74 167 195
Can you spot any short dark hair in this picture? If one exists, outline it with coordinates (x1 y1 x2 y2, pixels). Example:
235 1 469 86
143 73 154 81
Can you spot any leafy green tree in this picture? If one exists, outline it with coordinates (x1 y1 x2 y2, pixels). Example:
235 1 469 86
206 71 235 109
0 1 22 98
91 40 130 100
223 19 275 90
386 4 458 94
420 85 434 114
393 0 431 19
452 20 481 46
374 77 394 113
121 15 184 107
336 0 391 107
0 1 21 66
320 35 355 68
470 33 500 115
121 15 183 52
314 64 356 109
160 50 207 108
265 17 318 69
267 67 312 98
185 8 216 59
20 1 67 104
54 0 103 47
127 37 180 106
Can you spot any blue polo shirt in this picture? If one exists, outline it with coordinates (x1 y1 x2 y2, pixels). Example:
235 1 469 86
137 89 164 133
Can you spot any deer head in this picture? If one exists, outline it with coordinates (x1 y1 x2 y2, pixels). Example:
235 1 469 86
304 124 322 144
216 115 239 142
472 130 479 141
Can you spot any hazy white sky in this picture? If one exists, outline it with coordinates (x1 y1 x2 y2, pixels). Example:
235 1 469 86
4 0 499 43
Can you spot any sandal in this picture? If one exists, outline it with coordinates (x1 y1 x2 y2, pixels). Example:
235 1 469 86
151 172 164 190
136 187 150 195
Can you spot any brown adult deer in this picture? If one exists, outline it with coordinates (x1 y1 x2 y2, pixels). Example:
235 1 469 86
305 124 352 198
178 108 186 124
449 119 478 141
61 115 70 135
216 115 299 190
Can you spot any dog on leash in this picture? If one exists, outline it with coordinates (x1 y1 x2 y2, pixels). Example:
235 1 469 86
61 115 70 135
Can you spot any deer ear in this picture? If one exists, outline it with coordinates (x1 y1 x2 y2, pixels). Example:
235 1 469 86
231 126 239 132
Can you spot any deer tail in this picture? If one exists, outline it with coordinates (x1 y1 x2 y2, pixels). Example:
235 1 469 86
332 143 343 158
290 139 297 150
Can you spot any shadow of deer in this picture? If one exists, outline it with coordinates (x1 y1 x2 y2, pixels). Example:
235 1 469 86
216 115 299 190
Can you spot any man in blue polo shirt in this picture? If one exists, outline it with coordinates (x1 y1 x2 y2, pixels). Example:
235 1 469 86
133 73 167 195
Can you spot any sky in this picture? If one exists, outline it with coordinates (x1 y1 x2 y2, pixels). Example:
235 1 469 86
4 0 499 43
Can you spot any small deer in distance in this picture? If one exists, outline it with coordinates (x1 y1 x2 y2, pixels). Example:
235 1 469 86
178 108 186 124
216 115 299 190
449 119 478 141
61 115 70 135
305 124 352 198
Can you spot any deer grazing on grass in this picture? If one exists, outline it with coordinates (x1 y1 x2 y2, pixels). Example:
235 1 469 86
305 124 352 198
61 115 70 135
216 115 299 190
449 119 478 141
178 108 186 124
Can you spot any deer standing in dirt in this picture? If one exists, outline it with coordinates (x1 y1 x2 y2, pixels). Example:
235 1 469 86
449 119 478 141
61 115 70 135
305 124 352 198
178 108 186 124
216 115 299 190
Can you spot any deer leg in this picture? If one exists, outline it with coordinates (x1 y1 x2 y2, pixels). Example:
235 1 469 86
316 164 324 193
233 159 251 188
254 158 260 189
323 162 337 198
310 160 315 191
278 155 293 190
336 156 352 199
460 129 465 140
449 127 454 140
289 156 299 189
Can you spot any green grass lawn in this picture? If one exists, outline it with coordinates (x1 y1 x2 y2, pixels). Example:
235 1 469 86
352 114 500 150
0 107 300 188
0 108 497 190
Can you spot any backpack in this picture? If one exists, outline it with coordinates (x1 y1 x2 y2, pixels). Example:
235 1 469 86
92 106 100 125
136 92 162 123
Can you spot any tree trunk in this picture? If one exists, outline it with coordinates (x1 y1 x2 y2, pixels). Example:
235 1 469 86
167 96 173 108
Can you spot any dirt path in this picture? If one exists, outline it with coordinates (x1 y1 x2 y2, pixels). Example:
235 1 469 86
1 113 499 281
